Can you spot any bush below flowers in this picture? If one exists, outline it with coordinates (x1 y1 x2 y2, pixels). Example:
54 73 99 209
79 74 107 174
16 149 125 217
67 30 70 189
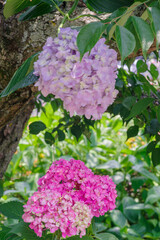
22 158 117 238
34 28 118 120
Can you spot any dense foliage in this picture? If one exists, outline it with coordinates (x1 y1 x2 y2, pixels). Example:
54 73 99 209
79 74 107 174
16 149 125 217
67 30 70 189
1 0 160 239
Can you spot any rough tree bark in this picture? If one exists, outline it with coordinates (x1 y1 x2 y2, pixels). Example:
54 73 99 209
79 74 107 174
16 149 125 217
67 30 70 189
0 2 156 178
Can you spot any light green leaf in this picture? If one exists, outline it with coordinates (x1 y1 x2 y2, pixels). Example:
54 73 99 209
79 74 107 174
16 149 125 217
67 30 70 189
116 26 135 64
77 22 106 60
131 16 154 59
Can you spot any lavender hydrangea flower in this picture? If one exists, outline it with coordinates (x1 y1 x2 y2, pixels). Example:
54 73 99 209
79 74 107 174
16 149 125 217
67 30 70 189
34 28 118 120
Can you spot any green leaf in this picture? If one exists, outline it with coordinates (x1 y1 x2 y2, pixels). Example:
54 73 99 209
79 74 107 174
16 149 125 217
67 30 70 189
0 201 24 220
44 132 55 145
19 2 56 21
0 180 3 198
122 96 136 110
57 130 65 141
71 125 82 141
132 165 159 182
157 105 160 123
145 119 160 135
96 233 119 240
51 99 59 112
10 222 42 240
115 26 135 64
148 7 160 49
67 236 94 240
96 160 121 169
110 210 127 228
131 16 154 59
77 22 106 59
152 148 160 166
131 176 147 192
127 125 139 139
3 0 39 19
147 141 157 153
29 121 46 135
86 0 134 13
136 60 148 73
126 98 154 120
0 53 39 98
150 63 159 80
122 197 140 223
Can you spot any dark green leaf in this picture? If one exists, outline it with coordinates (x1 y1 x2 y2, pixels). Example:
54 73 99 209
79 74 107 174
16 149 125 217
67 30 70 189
71 125 82 141
152 148 160 166
122 96 136 110
131 16 154 59
57 130 65 141
19 2 56 21
147 141 157 153
0 53 39 98
29 121 46 135
136 60 148 73
148 7 160 49
115 26 135 64
157 105 160 123
44 132 55 145
3 0 39 19
51 99 59 112
127 125 139 139
10 222 42 240
77 22 106 59
0 201 24 220
86 0 134 13
96 233 119 240
145 119 160 135
126 98 154 120
0 180 3 198
131 176 147 192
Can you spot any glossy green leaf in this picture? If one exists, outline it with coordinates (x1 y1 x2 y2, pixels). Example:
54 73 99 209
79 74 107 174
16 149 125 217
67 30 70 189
29 121 46 135
116 26 136 64
152 148 160 166
86 0 134 13
19 2 56 21
136 60 148 73
0 201 23 220
122 197 140 223
44 132 55 145
3 0 39 19
131 16 154 59
127 125 139 139
110 210 127 228
132 165 159 182
0 53 39 98
126 98 154 120
96 233 119 240
77 22 106 59
148 7 160 49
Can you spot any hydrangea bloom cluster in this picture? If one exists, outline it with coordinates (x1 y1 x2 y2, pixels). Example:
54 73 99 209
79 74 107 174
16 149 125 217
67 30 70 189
22 158 117 238
34 28 118 120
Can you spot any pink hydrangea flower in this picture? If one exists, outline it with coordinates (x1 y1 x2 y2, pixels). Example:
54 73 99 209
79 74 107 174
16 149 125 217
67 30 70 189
34 28 118 120
22 158 117 238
